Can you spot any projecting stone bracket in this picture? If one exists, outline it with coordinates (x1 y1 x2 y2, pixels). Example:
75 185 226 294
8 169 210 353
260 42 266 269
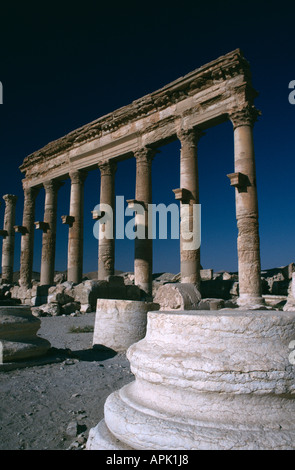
172 188 192 204
92 210 105 220
14 225 28 235
0 229 8 238
227 172 250 192
61 215 75 227
126 199 147 210
34 221 49 232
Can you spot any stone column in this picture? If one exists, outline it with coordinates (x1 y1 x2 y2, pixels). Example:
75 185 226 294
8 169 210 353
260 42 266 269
228 105 263 307
133 147 155 297
174 128 203 289
1 194 17 284
66 170 87 284
40 180 62 286
98 161 116 280
19 186 40 288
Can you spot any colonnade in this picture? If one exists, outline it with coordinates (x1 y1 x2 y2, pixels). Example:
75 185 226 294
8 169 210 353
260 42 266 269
0 107 263 306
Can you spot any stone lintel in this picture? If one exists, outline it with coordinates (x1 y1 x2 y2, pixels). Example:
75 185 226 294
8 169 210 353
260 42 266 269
34 221 49 232
227 172 249 189
61 215 75 226
14 225 28 235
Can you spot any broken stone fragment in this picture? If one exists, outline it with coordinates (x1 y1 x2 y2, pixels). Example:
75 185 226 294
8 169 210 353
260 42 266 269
154 283 201 310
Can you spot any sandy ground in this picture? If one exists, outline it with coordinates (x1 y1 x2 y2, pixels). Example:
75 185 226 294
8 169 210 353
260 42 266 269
0 312 134 450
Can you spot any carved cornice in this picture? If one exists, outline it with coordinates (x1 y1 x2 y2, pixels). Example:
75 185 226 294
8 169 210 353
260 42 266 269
228 105 261 129
98 160 117 177
20 49 254 173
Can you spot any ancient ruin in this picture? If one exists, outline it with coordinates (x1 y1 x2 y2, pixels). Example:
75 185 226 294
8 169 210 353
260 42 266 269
3 49 262 307
1 49 295 449
0 305 51 370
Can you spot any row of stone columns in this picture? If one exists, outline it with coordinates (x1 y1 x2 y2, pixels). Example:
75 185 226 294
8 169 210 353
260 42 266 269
0 107 263 306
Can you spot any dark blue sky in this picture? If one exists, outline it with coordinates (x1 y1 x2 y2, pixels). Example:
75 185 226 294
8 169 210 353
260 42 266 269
0 0 294 275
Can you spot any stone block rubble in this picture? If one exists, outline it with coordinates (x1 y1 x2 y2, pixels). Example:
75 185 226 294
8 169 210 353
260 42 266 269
0 262 294 315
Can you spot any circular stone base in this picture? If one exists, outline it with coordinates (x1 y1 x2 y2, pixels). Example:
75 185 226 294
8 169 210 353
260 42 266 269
87 309 295 450
0 305 51 367
86 420 133 450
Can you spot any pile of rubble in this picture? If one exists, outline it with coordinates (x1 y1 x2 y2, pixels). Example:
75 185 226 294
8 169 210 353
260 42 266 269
1 275 141 317
0 263 294 315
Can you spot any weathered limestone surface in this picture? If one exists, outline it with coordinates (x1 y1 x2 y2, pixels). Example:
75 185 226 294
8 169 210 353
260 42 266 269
40 180 62 286
1 195 17 284
154 283 201 310
97 161 116 280
87 309 295 450
66 170 87 284
0 305 51 366
284 273 295 311
228 107 263 307
133 147 155 296
93 299 159 351
19 187 39 288
175 128 203 287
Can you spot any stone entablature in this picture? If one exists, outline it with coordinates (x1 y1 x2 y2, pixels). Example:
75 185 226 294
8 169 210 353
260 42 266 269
19 49 257 187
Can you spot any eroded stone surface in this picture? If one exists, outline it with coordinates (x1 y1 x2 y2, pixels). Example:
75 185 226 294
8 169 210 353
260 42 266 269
93 299 159 351
0 305 51 364
87 309 295 450
154 283 201 310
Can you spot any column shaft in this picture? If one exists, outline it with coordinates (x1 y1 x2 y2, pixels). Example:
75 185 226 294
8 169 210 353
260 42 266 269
178 129 202 288
67 170 87 284
1 195 17 283
19 187 39 287
134 147 154 296
98 161 116 280
230 107 263 306
40 180 61 286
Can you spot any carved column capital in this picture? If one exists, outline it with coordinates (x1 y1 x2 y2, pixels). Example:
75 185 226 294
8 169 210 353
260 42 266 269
24 186 40 200
98 160 117 176
177 127 205 147
43 179 64 193
3 194 17 205
228 105 261 129
134 146 156 164
69 169 88 184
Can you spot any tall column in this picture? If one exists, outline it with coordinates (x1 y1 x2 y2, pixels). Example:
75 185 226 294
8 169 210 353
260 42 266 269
133 147 155 296
174 128 203 289
1 194 17 283
228 105 263 306
66 170 87 284
40 180 62 286
19 186 40 287
98 161 116 280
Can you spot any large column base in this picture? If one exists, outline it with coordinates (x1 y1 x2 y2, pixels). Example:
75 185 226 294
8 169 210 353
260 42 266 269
87 309 295 450
0 306 51 370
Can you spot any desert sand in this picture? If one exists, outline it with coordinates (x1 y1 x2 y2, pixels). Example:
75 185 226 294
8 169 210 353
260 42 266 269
0 312 133 450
